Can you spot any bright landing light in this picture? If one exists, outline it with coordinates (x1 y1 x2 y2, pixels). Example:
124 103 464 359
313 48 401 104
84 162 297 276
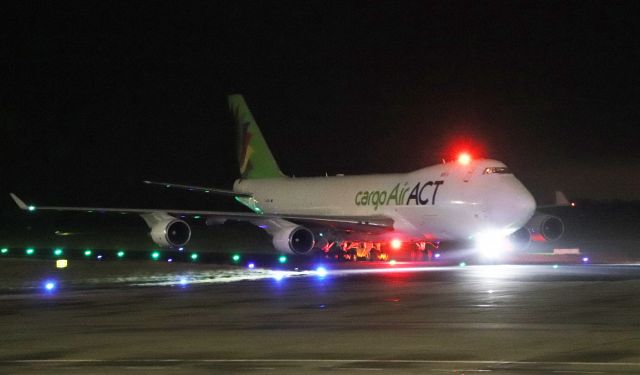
316 266 328 277
475 230 513 258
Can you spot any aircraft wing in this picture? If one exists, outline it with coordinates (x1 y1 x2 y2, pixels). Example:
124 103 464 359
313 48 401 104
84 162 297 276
9 193 394 233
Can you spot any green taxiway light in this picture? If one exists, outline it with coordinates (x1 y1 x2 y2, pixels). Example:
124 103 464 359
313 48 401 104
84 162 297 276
84 249 93 257
1 248 8 254
190 253 198 261
278 255 287 264
28 206 36 212
26 248 35 255
459 261 467 268
53 248 63 256
151 251 161 260
232 254 241 262
117 250 125 258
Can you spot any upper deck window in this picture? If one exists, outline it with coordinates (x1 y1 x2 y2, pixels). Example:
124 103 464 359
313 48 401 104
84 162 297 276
483 167 511 175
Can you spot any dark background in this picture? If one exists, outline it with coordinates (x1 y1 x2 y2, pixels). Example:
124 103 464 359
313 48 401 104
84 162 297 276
2 1 639 212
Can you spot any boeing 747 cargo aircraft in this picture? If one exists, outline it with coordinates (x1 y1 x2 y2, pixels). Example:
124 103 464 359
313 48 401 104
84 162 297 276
11 95 564 259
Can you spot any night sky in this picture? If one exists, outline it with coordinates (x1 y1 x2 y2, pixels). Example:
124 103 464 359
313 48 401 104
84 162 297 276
2 1 639 211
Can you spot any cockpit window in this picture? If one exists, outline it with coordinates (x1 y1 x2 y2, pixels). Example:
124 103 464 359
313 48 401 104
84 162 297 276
483 167 511 175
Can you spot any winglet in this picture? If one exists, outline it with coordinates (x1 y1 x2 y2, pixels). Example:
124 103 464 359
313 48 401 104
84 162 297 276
9 193 29 210
554 191 570 206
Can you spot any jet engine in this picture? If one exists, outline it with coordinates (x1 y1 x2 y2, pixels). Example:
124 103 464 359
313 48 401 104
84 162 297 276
149 218 192 248
272 225 315 254
512 213 564 245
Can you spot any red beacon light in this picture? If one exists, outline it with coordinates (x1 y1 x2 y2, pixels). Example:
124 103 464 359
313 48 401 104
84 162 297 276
390 239 402 250
457 152 472 165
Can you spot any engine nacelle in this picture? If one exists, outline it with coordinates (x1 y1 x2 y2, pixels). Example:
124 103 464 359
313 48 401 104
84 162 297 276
513 213 564 244
272 225 315 254
149 218 192 248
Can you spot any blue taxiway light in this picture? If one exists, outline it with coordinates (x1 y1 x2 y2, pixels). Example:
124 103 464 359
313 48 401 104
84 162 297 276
44 280 57 291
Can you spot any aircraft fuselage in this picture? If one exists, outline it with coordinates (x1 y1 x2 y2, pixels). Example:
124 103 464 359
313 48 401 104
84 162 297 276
234 158 536 242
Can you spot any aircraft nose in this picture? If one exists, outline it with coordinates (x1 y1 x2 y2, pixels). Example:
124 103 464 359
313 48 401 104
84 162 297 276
518 188 536 219
509 181 536 227
486 178 536 229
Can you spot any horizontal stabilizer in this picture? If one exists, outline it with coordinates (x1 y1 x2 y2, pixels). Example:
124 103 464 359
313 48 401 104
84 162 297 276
143 180 252 198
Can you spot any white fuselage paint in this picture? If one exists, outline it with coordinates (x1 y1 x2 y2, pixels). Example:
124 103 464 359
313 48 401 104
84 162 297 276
233 159 536 242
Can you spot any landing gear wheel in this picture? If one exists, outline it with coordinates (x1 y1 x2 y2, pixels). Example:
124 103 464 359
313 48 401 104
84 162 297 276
368 249 379 261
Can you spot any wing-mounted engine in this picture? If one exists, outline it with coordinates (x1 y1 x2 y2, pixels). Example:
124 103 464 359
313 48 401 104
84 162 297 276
512 213 564 246
255 219 315 254
141 212 192 248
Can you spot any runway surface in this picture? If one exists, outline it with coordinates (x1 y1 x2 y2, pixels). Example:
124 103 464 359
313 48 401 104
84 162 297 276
1 259 640 374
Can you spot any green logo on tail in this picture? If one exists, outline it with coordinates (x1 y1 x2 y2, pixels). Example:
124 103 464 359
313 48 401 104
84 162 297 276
229 95 285 179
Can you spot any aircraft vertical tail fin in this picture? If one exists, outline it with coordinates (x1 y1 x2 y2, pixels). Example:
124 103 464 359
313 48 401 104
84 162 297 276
228 94 285 179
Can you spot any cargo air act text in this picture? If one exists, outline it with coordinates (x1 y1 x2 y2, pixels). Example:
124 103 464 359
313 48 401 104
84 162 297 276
354 181 444 210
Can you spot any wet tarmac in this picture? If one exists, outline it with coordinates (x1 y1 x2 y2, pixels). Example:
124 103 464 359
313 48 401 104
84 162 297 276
1 259 640 374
